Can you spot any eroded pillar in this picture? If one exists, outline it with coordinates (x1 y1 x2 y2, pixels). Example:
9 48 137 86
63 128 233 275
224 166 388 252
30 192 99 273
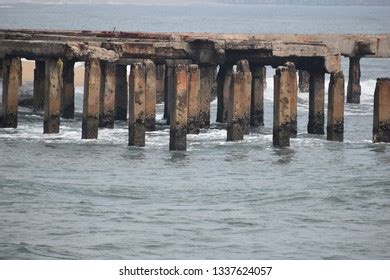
216 65 227 123
347 57 361 104
44 58 62 134
144 60 157 131
114 64 128 121
299 70 310 93
61 60 75 119
0 58 3 78
227 60 252 142
128 63 146 147
286 63 298 138
33 61 46 111
250 65 266 127
170 65 188 151
199 65 214 128
99 62 116 128
164 63 174 123
220 65 233 123
373 78 390 143
308 72 325 135
82 59 100 139
187 64 201 134
1 57 21 128
156 64 166 104
327 71 345 142
273 65 293 148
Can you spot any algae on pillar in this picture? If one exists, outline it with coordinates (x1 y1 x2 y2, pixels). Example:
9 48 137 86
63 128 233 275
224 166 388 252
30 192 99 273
285 63 297 138
82 59 101 139
308 71 325 135
99 62 116 128
250 65 266 127
227 60 252 142
199 65 214 128
144 60 157 131
273 65 293 148
170 65 189 151
1 57 21 128
156 64 166 104
327 71 345 142
128 63 146 147
373 78 390 143
61 60 75 119
187 64 201 134
347 57 361 104
114 64 128 121
33 60 45 111
44 58 62 134
298 70 310 93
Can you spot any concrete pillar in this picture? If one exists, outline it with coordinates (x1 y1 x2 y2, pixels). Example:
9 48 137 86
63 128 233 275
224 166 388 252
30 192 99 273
227 60 252 142
144 60 157 131
308 71 325 135
216 65 227 123
373 78 390 143
327 71 345 142
170 65 188 151
219 65 233 123
156 64 166 104
1 57 21 128
61 60 75 119
199 65 214 128
17 58 22 86
33 60 45 111
347 57 361 104
114 64 128 121
82 59 100 139
187 64 201 134
0 58 3 78
44 58 62 134
285 63 298 138
273 65 293 148
298 70 310 92
250 65 266 127
99 62 116 128
164 63 174 124
128 63 146 147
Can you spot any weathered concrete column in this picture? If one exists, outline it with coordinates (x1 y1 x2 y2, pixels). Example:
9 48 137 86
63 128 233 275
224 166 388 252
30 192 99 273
1 57 21 128
82 59 100 139
298 70 310 92
227 60 252 142
170 65 188 151
373 78 390 143
187 64 201 134
216 65 227 123
17 58 22 86
164 63 174 123
219 65 233 123
44 58 62 134
61 60 75 119
144 60 157 131
199 65 214 128
308 71 325 135
250 65 266 127
128 63 146 147
114 64 128 121
286 63 298 138
0 58 3 78
99 62 116 128
33 60 45 111
156 64 166 104
327 71 345 142
347 57 361 104
273 65 293 148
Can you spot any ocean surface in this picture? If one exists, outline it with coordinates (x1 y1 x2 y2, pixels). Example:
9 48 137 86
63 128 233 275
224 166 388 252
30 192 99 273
0 3 390 260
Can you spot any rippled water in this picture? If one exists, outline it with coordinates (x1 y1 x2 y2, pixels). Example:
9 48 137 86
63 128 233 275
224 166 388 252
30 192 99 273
0 3 390 260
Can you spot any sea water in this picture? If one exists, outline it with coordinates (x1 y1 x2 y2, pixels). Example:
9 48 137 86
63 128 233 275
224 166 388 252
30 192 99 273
0 3 389 259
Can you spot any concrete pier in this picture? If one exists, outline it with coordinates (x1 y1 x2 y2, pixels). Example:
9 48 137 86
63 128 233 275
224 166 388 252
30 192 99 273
373 78 390 143
170 65 188 151
156 64 166 104
308 72 325 135
347 57 361 104
114 64 128 121
61 60 75 119
199 66 214 128
250 66 266 127
187 64 201 134
299 70 310 92
227 60 252 142
33 60 45 111
144 60 157 131
1 57 21 128
99 62 116 128
327 71 345 142
82 59 101 139
273 65 293 148
128 63 146 147
44 58 62 134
